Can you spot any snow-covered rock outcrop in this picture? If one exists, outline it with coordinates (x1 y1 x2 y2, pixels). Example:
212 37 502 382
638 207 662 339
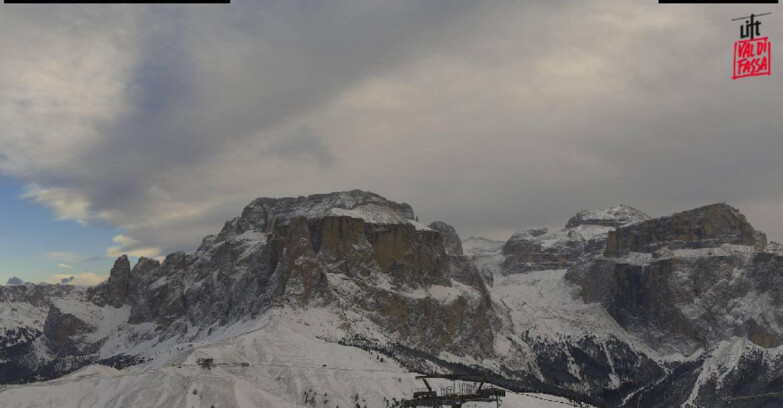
1 190 495 386
502 205 649 274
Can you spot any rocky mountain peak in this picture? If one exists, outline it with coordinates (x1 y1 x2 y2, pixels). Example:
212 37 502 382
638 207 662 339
220 190 417 239
74 190 491 358
565 205 649 229
568 202 780 356
131 257 161 275
501 205 648 274
605 202 766 257
104 255 131 308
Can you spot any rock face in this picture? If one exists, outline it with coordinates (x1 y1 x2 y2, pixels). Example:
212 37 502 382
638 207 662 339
568 203 783 355
502 227 584 273
104 191 476 335
231 189 416 234
0 190 495 385
428 221 463 255
103 255 132 308
604 203 766 257
502 203 783 407
502 205 649 274
43 306 95 356
565 205 650 229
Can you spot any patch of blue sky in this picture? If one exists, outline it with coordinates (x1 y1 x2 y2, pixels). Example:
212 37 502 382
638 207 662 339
0 176 118 284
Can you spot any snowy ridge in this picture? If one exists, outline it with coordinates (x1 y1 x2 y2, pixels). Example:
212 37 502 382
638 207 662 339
328 204 430 230
0 302 46 334
510 204 649 251
500 205 650 274
0 308 595 408
565 205 650 229
234 190 416 232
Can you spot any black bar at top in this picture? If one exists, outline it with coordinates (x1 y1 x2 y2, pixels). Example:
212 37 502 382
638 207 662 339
5 0 229 3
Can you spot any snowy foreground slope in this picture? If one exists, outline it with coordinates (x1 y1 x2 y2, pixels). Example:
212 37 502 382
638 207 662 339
1 191 783 407
0 308 591 408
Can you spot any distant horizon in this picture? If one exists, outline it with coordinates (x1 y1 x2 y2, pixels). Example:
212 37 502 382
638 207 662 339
1 1 781 285
2 188 778 286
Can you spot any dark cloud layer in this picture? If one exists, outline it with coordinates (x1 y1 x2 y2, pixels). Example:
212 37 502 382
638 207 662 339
1 1 781 260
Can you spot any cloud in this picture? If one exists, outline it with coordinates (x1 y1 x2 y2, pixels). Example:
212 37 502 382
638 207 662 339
1 0 781 262
105 234 162 260
46 251 87 263
6 277 24 285
46 272 107 286
0 1 494 254
21 184 112 225
268 126 335 168
57 263 74 270
0 7 135 179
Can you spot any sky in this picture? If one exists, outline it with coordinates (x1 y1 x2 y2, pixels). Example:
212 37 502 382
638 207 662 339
0 1 781 285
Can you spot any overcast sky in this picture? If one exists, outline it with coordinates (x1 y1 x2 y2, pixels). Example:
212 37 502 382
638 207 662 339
0 1 781 284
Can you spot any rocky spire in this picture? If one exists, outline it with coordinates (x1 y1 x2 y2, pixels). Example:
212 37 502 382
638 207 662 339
105 255 131 308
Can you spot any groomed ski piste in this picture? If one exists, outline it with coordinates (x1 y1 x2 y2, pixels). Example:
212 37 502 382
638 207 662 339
0 306 594 408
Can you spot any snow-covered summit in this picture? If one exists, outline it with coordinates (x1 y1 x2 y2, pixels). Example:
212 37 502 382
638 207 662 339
501 205 648 274
605 202 766 256
220 190 420 239
565 204 649 229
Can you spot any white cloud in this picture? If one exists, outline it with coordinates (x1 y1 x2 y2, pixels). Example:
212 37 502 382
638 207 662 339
0 8 135 179
57 263 73 270
105 234 162 260
112 234 137 248
45 272 108 286
46 251 86 263
21 184 111 225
